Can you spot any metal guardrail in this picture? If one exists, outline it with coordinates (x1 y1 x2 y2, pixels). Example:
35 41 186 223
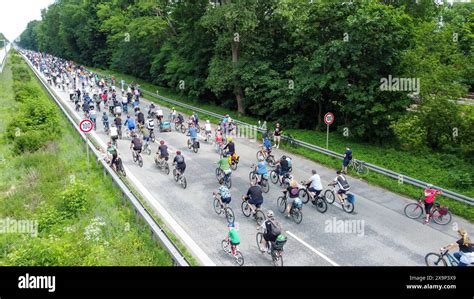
0 44 10 73
109 78 473 206
21 53 190 266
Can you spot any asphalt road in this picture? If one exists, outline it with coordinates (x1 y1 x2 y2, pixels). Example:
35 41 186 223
32 64 474 266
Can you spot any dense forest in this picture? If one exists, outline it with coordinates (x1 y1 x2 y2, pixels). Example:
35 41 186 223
18 0 474 158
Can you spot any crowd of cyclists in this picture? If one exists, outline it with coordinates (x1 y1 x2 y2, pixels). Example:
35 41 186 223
22 49 473 267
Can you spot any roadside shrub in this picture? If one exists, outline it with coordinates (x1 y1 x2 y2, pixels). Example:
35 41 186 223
390 114 427 152
13 82 40 102
12 130 45 154
11 65 31 82
58 182 90 218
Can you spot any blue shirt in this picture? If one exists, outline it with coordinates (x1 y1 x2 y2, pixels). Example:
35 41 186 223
263 138 271 150
257 161 267 175
344 149 352 161
125 118 135 129
188 127 197 138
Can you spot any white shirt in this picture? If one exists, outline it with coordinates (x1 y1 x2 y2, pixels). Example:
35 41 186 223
205 123 212 131
309 174 323 191
157 109 163 116
110 127 118 137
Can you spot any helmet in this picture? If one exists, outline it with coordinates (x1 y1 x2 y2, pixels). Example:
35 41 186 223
176 150 181 155
267 210 274 218
227 222 235 228
172 107 175 109
282 155 287 160
103 112 106 115
227 137 233 142
160 140 165 145
206 120 210 124
258 156 264 161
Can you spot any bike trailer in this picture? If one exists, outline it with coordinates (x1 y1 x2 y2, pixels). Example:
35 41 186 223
160 121 172 132
347 193 355 204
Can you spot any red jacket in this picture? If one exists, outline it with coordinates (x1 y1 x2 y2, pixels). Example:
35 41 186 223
424 189 440 204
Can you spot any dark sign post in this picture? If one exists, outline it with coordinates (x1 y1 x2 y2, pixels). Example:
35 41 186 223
80 119 94 169
324 112 334 149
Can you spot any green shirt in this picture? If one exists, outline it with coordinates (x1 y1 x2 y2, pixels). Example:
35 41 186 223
228 229 240 244
218 158 230 171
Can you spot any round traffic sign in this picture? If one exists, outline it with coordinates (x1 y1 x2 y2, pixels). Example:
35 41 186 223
80 119 94 133
324 112 334 125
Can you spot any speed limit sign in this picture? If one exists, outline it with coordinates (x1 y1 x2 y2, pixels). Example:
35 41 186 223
324 112 334 125
80 119 94 133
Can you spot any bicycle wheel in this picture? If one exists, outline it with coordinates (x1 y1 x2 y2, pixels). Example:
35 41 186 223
267 155 276 167
432 209 452 225
299 189 309 204
216 168 223 181
425 253 447 266
261 180 270 193
181 177 187 189
234 250 244 266
138 156 143 167
292 208 303 224
255 210 265 226
230 161 238 171
145 147 151 155
272 250 284 267
270 171 279 184
249 172 257 184
256 232 265 253
314 197 328 213
342 200 354 213
132 153 137 162
256 151 264 160
404 203 423 219
221 239 230 254
225 177 232 189
180 125 186 134
225 207 235 224
324 190 335 204
213 198 222 215
164 164 170 175
277 196 287 213
358 164 369 175
174 122 179 131
173 169 178 181
241 201 251 217
193 146 198 153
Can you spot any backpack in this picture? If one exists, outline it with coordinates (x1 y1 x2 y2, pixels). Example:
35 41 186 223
175 155 184 164
268 219 281 237
290 187 299 196
286 157 292 168
337 175 350 190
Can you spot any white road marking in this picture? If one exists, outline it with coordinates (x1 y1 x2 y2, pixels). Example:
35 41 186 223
286 230 339 266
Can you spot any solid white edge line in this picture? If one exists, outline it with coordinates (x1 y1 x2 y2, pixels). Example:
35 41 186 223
286 230 339 266
33 65 215 266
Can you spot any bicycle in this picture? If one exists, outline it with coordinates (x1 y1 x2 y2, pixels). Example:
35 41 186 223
277 192 303 224
172 167 187 189
256 147 276 167
349 159 369 175
154 156 170 175
298 181 328 214
212 192 235 224
187 138 199 153
248 164 270 193
324 184 354 213
425 249 462 266
112 156 126 177
404 197 451 225
256 227 285 267
284 134 298 149
143 140 152 155
216 168 232 189
132 149 143 167
228 153 239 171
221 237 244 266
241 196 265 226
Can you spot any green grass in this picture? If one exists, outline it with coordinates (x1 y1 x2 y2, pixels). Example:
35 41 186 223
89 67 474 222
0 54 174 266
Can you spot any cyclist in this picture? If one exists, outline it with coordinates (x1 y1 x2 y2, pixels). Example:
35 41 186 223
173 150 186 176
223 137 235 157
441 229 474 266
136 109 145 126
216 179 232 207
122 93 128 113
263 135 272 157
130 133 142 160
124 115 136 137
204 120 212 142
106 141 118 168
342 145 352 174
225 222 240 257
114 114 122 137
156 140 169 162
170 107 177 121
156 106 164 124
148 103 156 118
256 156 268 185
423 188 442 224
243 181 264 218
146 116 155 139
176 113 185 126
218 153 232 182
141 125 151 149
89 106 97 130
276 155 291 184
330 171 351 203
281 180 302 218
191 111 199 127
258 210 281 252
187 123 198 146
303 170 323 203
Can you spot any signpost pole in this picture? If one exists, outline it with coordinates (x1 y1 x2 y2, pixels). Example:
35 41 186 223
323 112 334 150
326 124 329 149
